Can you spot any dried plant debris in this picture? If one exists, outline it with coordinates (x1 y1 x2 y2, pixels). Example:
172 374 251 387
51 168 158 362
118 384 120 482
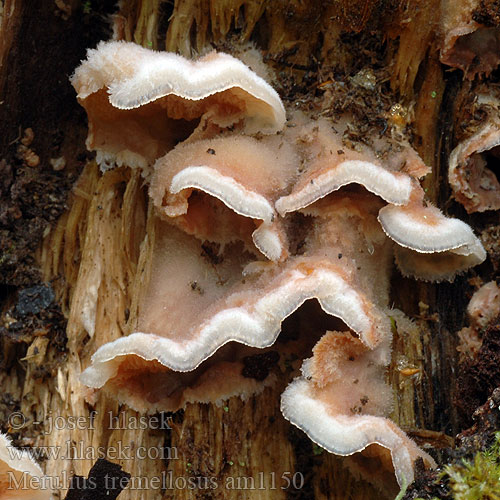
0 0 121 286
472 0 500 26
0 154 70 286
315 66 395 134
15 285 55 317
481 224 500 271
456 318 500 429
454 282 500 428
71 42 488 490
0 283 67 373
64 459 130 500
456 387 500 456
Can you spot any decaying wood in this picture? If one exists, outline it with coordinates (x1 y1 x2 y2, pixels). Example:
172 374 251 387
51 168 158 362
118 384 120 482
1 1 499 499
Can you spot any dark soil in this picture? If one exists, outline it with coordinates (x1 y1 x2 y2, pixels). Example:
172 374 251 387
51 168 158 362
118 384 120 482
455 320 500 428
472 0 500 27
0 0 117 287
0 0 116 444
242 350 280 381
0 156 73 286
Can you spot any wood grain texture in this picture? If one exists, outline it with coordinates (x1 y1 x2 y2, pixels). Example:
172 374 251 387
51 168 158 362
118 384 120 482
1 1 497 499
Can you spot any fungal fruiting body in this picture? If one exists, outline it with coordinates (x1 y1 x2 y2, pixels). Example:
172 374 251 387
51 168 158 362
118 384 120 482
466 281 500 329
280 332 435 490
440 0 500 78
81 193 394 402
449 95 500 213
0 433 51 500
457 281 500 361
73 42 486 490
71 40 285 171
378 203 487 281
150 134 298 261
274 117 422 215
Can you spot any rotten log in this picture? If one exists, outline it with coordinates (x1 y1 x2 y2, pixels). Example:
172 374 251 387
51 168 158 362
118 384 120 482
1 1 499 499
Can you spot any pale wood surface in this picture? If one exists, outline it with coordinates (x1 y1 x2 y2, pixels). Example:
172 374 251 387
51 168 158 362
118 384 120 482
1 1 493 499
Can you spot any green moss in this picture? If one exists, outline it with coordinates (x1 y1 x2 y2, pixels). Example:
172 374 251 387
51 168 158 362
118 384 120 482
389 315 397 335
412 432 500 500
443 432 500 500
394 477 408 500
312 444 324 456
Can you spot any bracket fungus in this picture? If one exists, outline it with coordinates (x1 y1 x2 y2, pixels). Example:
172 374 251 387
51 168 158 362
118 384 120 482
0 433 50 500
457 281 500 367
274 118 422 216
149 134 298 261
73 41 487 490
71 41 285 171
467 281 500 330
449 95 500 213
378 202 487 281
281 332 436 489
440 0 500 78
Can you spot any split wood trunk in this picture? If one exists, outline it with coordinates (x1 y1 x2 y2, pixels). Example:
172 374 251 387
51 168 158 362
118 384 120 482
1 1 498 499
